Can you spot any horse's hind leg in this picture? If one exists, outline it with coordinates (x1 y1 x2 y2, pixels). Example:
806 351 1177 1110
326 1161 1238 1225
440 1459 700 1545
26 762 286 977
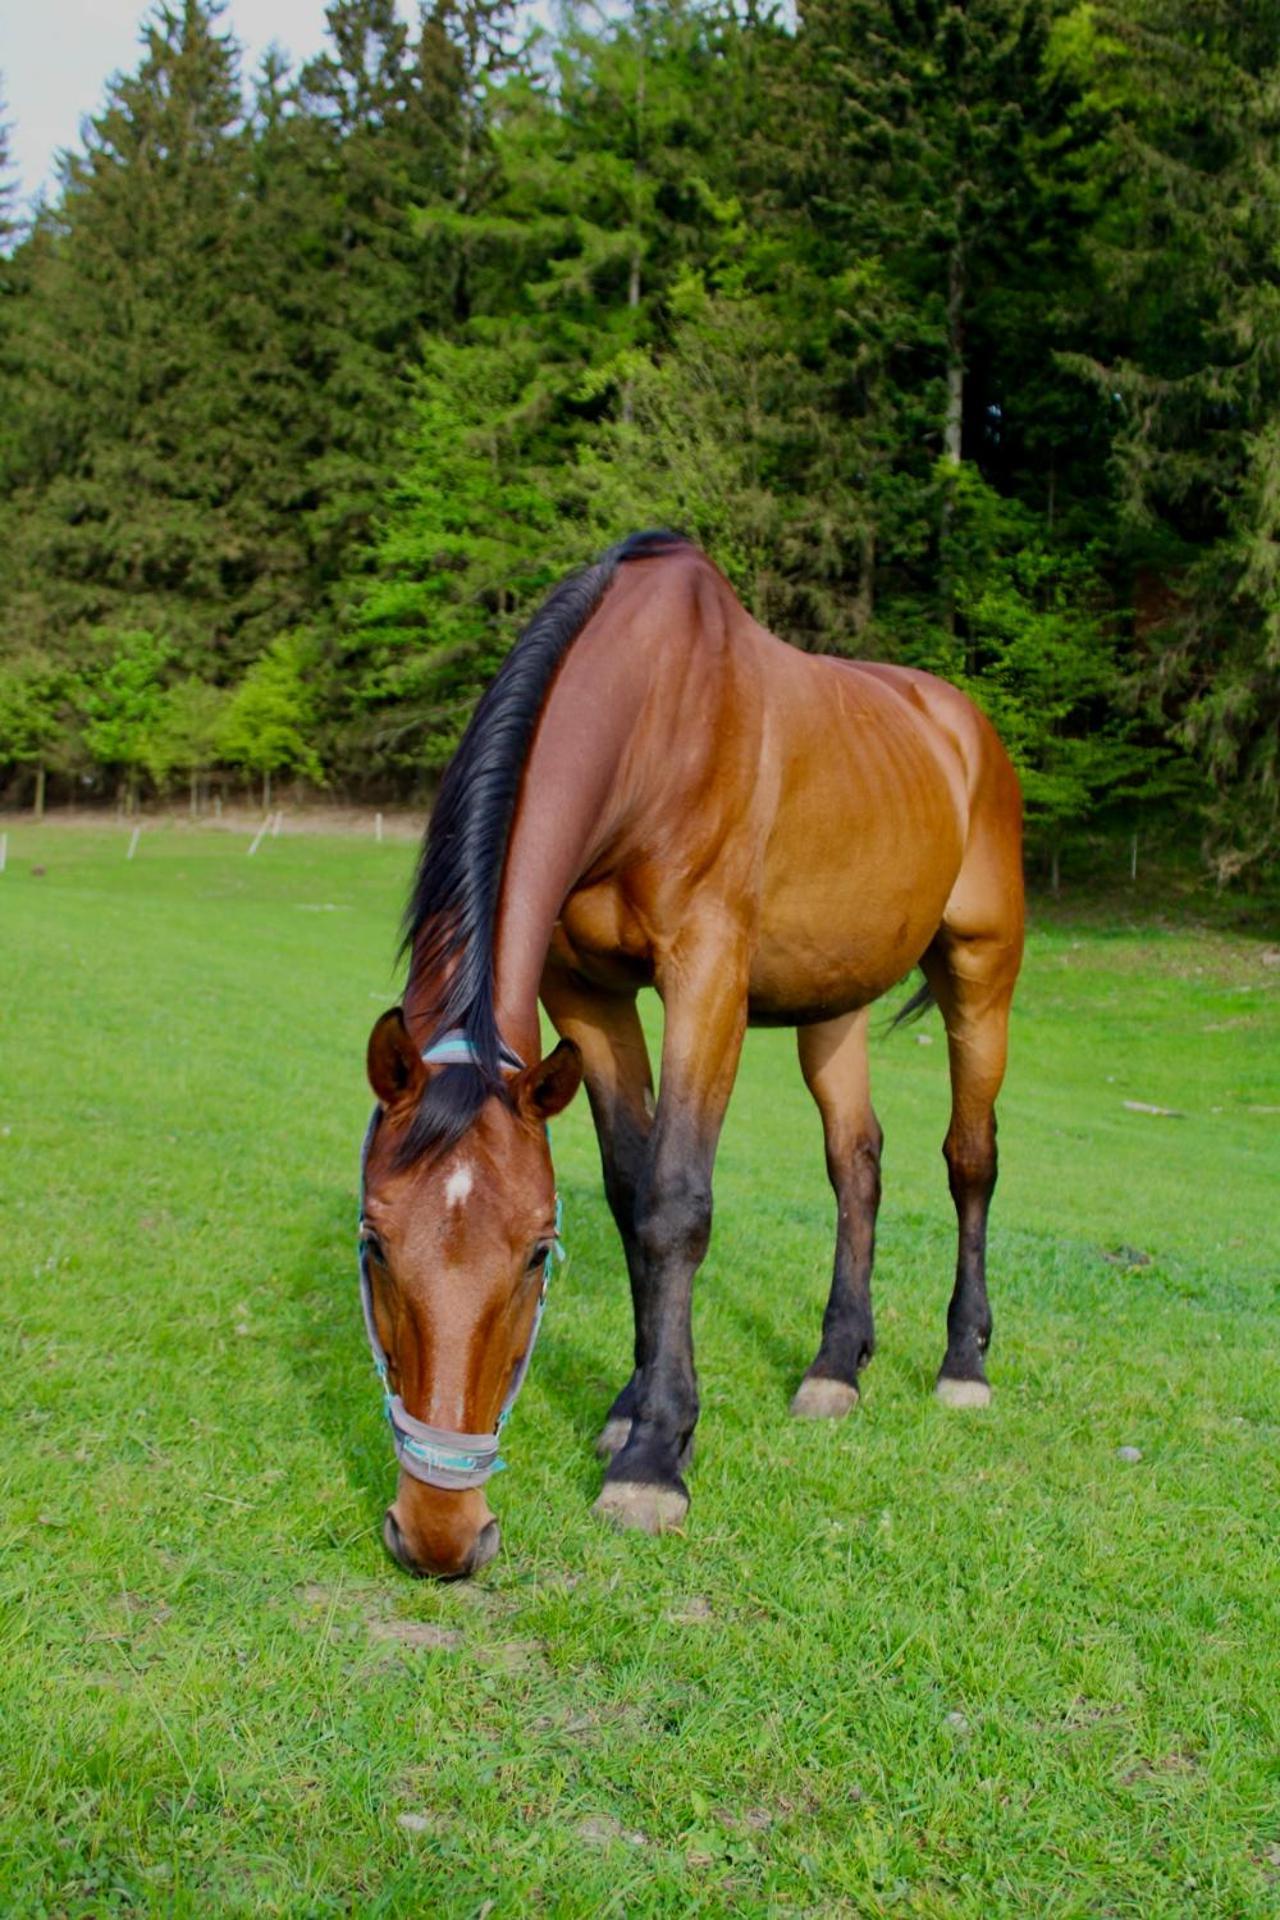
922 931 1020 1406
540 953 653 1457
790 1009 881 1419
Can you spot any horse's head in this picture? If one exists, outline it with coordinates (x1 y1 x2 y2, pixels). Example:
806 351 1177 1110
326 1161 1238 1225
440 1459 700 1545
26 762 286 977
361 1008 582 1578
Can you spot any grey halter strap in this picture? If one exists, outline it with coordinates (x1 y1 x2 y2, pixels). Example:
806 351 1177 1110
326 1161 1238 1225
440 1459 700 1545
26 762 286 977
357 1028 562 1492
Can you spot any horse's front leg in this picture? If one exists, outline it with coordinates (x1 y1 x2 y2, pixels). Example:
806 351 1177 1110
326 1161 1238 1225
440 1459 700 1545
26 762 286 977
594 930 749 1535
539 951 654 1459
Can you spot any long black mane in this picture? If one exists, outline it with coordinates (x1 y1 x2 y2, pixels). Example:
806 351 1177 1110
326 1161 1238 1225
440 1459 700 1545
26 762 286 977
395 529 691 1166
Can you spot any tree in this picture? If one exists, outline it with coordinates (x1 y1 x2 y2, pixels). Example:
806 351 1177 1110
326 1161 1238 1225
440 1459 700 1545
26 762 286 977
0 80 18 252
0 652 75 816
146 678 229 811
218 635 323 807
1056 0 1280 882
0 4 274 674
904 464 1177 883
79 630 172 811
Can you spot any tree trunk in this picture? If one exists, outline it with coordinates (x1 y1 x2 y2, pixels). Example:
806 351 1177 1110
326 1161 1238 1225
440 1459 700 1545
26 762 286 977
33 763 46 821
621 37 646 427
1050 844 1060 896
945 240 965 468
852 525 876 636
190 770 199 818
940 234 965 639
263 768 272 812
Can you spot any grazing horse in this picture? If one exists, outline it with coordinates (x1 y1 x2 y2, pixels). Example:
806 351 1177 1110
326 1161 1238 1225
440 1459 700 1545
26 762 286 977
359 532 1024 1578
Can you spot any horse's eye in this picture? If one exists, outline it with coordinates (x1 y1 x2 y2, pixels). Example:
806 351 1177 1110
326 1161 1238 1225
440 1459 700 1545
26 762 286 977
361 1228 387 1267
527 1242 551 1273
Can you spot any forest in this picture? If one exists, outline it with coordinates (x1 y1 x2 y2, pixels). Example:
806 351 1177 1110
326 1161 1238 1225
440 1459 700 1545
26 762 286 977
0 0 1277 885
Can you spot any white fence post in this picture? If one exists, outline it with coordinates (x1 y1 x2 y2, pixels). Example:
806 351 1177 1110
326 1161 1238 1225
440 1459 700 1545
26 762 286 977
127 827 141 861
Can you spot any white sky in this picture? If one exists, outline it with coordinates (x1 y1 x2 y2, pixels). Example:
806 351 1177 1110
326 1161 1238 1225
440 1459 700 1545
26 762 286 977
3 0 409 210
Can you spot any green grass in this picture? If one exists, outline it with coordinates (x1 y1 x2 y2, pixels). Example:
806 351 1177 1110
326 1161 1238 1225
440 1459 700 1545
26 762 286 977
1 820 1278 1917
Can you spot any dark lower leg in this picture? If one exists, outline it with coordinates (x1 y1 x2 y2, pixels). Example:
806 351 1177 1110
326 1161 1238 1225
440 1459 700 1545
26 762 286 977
539 964 655 1449
602 1149 711 1494
938 1120 996 1388
793 1012 880 1416
803 1129 881 1388
593 929 747 1527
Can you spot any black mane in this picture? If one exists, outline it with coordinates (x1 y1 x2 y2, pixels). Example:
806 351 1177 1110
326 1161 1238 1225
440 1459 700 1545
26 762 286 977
395 529 692 1166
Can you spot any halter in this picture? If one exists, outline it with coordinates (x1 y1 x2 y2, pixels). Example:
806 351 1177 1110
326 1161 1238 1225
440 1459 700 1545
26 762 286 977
357 1029 564 1491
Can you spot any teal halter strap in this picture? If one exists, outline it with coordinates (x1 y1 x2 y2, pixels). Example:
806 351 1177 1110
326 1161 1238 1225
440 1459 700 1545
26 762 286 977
357 1029 563 1491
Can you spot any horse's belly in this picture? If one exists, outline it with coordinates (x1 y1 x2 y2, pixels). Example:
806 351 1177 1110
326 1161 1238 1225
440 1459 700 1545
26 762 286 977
747 869 952 1022
748 741 964 1022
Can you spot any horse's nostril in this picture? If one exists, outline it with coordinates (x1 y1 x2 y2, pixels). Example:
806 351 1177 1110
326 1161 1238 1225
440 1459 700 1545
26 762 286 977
382 1508 415 1574
466 1520 501 1576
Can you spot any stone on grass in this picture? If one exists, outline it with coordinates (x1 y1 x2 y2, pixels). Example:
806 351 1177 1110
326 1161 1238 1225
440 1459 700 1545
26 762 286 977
1116 1445 1143 1463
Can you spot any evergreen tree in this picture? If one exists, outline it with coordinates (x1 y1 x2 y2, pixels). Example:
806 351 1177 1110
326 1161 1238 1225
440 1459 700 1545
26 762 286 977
1061 0 1280 879
0 3 295 673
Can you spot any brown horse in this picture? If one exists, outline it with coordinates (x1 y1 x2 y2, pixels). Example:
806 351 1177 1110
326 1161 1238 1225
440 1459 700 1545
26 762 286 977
359 532 1024 1578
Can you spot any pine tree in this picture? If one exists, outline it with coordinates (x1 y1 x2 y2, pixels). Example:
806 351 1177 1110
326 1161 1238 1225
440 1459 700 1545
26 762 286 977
766 0 1083 640
0 82 17 252
1060 0 1280 879
0 3 294 673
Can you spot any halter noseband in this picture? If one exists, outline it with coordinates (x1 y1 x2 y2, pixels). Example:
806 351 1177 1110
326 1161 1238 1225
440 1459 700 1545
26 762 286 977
357 1029 563 1492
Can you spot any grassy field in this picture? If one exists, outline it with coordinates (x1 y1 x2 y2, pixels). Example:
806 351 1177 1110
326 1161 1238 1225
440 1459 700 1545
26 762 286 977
1 820 1277 1917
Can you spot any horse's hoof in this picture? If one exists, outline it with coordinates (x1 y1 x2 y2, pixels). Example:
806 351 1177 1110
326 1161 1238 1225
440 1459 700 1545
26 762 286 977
935 1376 992 1409
789 1377 859 1420
594 1417 632 1460
593 1481 689 1535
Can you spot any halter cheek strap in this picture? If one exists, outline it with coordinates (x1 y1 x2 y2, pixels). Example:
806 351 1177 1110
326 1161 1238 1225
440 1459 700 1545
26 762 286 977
357 1029 564 1492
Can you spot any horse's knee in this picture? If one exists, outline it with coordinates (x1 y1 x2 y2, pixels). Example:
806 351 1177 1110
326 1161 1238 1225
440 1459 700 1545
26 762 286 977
944 1127 997 1208
635 1167 713 1268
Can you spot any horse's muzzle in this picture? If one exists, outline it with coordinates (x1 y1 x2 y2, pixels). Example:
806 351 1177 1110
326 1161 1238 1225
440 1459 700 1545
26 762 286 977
382 1491 501 1580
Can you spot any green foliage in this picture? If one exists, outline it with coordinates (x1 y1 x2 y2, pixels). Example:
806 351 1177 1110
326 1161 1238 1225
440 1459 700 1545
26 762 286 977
78 630 173 800
0 653 72 768
904 465 1165 846
146 677 229 788
218 635 323 797
0 0 1272 875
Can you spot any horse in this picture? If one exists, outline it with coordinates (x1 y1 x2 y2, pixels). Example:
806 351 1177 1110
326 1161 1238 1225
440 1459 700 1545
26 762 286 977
358 531 1025 1578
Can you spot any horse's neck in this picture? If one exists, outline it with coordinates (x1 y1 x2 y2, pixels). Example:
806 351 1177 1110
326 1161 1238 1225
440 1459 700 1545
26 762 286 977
491 662 640 1063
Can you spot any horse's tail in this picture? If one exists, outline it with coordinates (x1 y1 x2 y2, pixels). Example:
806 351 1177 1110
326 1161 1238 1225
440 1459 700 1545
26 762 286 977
889 973 936 1031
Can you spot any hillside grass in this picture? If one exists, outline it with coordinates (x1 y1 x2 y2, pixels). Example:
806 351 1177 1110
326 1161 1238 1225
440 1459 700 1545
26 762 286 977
1 820 1277 1916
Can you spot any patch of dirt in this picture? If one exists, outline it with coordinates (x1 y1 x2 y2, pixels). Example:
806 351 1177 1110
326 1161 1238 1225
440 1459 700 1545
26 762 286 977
573 1814 648 1849
473 1638 544 1674
531 1701 647 1742
368 1619 463 1651
664 1594 714 1625
396 1810 440 1835
1120 1751 1199 1786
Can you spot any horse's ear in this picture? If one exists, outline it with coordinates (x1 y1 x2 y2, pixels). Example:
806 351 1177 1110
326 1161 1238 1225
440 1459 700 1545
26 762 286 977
367 1007 427 1109
515 1039 583 1123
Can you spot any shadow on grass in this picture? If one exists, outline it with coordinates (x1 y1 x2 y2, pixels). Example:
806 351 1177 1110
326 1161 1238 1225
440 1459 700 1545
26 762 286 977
278 1185 389 1537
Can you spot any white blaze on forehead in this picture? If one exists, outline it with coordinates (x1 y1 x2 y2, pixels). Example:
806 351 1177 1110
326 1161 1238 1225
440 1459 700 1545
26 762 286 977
444 1161 474 1209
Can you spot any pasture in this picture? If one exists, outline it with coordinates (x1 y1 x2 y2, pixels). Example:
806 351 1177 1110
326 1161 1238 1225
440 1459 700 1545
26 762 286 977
1 822 1277 1916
